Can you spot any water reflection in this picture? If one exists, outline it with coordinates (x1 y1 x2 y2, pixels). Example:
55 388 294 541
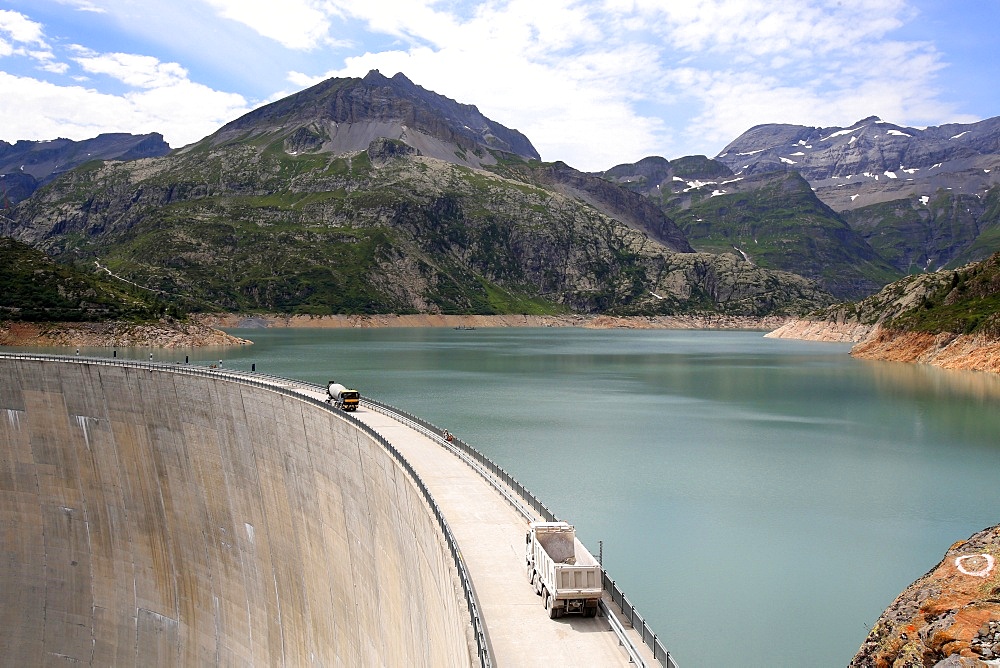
860 356 1000 403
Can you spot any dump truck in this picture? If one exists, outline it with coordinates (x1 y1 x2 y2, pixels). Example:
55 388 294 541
525 521 602 618
327 381 360 411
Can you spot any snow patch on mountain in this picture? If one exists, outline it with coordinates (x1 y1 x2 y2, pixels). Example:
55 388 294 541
820 125 865 141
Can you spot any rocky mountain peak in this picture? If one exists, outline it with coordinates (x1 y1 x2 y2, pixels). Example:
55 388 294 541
200 71 540 168
715 115 1000 213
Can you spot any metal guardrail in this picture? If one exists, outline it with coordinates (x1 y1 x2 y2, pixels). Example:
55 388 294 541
605 574 679 668
0 353 494 668
361 397 677 668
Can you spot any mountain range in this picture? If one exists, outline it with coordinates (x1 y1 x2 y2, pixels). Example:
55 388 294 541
3 70 1000 318
0 133 170 207
0 71 828 318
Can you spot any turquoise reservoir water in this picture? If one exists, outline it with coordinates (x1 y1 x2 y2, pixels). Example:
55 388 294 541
11 328 1000 667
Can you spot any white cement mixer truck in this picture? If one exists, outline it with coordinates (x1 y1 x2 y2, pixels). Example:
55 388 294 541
327 381 360 411
526 521 602 618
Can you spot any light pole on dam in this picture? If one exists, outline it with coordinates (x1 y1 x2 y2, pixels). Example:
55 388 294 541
0 354 672 667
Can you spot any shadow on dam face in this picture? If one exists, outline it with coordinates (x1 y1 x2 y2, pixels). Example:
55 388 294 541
0 358 476 666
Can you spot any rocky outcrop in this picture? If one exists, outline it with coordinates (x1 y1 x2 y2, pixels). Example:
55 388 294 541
367 137 420 166
0 320 251 348
851 525 1000 667
766 253 1000 373
764 318 872 343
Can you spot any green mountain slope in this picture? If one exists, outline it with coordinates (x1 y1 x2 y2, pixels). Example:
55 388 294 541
882 252 1000 337
5 139 831 316
666 172 900 299
601 158 901 299
0 237 177 322
842 186 1000 273
2 73 836 318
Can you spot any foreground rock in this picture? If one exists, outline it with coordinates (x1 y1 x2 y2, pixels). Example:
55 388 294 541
0 320 251 348
851 525 1000 667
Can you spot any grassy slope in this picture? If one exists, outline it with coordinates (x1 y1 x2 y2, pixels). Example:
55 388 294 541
0 237 178 322
842 186 1000 273
662 172 900 299
886 252 1000 337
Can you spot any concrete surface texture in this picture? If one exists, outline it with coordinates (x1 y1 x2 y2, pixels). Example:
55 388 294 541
0 359 475 666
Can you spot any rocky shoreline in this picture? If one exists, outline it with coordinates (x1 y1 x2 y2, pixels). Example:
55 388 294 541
0 313 794 348
767 319 1000 375
0 313 792 348
195 312 793 331
0 320 252 348
851 329 1000 374
6 314 999 377
764 318 875 343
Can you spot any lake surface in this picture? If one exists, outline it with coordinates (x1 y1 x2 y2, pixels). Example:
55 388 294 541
10 328 1000 667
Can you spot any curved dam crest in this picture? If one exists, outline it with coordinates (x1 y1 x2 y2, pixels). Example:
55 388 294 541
0 358 475 665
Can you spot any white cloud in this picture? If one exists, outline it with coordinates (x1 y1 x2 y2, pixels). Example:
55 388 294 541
0 10 49 47
58 0 108 13
202 0 340 49
74 52 190 88
612 0 910 56
0 71 250 147
0 9 61 68
281 1 670 169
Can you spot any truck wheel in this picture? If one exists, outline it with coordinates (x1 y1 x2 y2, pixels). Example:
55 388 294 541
546 593 559 619
526 564 533 583
532 572 542 596
585 606 598 618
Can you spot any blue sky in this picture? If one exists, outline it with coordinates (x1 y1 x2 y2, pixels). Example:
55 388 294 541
0 0 997 171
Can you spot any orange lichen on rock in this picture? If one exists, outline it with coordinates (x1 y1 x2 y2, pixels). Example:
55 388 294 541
851 525 1000 667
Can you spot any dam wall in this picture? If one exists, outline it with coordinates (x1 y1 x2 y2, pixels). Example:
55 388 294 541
0 358 475 666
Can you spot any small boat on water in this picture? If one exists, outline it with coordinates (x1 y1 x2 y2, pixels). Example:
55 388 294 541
453 325 476 330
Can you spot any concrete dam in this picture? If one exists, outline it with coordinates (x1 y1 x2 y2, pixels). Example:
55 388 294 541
0 354 671 666
0 357 474 665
